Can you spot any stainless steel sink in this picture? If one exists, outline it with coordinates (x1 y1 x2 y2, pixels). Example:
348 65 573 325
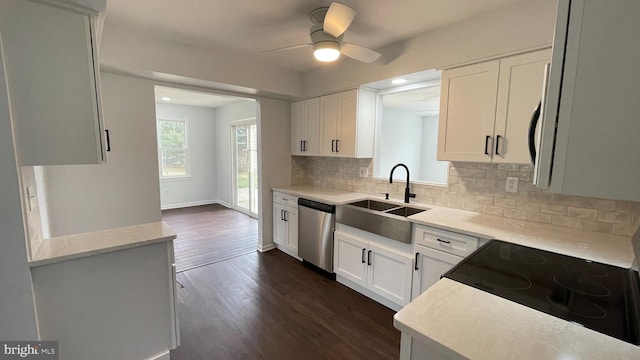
348 199 399 211
336 199 428 243
386 206 425 217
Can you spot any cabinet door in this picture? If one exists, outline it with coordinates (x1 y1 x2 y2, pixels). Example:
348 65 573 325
334 231 368 288
320 94 339 156
1 0 105 165
493 50 551 164
411 245 461 301
291 101 306 156
335 89 358 158
284 205 298 255
291 98 320 156
273 203 286 246
437 61 500 162
367 243 413 306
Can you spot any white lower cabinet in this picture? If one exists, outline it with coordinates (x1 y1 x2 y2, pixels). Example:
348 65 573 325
411 225 479 300
334 229 413 309
273 192 299 258
411 245 462 301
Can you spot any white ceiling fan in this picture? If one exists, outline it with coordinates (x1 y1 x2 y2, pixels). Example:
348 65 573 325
264 2 381 64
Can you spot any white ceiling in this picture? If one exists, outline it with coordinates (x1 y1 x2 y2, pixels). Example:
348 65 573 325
154 86 253 108
104 0 527 73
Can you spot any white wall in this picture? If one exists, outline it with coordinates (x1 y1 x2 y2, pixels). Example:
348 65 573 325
0 42 39 339
44 72 162 236
420 115 448 184
256 98 291 250
302 0 557 97
214 100 258 206
155 102 217 209
99 22 302 99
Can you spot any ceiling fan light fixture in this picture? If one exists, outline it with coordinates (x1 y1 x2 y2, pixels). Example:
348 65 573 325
313 41 341 62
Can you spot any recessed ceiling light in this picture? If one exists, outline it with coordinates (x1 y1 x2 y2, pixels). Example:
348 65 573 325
392 78 407 85
161 97 171 101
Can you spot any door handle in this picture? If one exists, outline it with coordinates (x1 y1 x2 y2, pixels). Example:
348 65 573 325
331 139 335 152
303 140 307 152
361 248 366 263
484 135 492 156
283 210 288 222
528 101 542 164
367 250 372 265
105 129 111 152
280 209 284 221
300 140 304 152
495 135 502 155
335 139 339 153
414 252 420 271
437 238 451 245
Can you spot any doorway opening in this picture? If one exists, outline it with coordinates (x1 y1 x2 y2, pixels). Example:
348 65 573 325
231 119 258 217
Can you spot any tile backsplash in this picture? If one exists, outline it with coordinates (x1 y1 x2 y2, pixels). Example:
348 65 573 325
292 156 640 237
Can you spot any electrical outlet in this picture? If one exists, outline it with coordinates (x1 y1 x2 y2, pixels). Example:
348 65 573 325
506 177 519 193
359 167 369 178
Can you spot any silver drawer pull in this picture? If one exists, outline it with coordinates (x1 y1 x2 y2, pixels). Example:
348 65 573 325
437 238 451 245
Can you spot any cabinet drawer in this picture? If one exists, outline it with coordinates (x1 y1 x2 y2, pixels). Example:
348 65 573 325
273 191 299 206
413 225 479 257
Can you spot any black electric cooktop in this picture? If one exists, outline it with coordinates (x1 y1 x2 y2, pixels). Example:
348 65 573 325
444 240 640 345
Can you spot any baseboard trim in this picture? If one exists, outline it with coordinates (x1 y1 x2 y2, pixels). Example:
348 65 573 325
258 242 276 252
161 200 219 210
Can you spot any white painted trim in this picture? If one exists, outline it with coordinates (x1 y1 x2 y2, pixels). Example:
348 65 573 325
258 242 276 252
160 199 218 210
230 118 259 216
146 350 170 360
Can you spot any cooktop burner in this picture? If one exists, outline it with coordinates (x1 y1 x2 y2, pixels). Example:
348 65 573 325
444 240 640 345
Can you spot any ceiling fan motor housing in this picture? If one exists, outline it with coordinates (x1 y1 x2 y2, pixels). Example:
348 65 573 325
310 23 343 48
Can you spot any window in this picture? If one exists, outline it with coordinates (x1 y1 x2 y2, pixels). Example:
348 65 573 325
158 119 189 177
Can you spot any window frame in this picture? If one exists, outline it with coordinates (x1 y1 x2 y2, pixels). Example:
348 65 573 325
157 118 191 179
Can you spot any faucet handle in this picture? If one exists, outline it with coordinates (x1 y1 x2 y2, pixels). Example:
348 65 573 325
381 192 389 200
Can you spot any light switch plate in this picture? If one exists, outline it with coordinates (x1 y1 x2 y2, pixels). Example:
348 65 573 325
506 177 519 193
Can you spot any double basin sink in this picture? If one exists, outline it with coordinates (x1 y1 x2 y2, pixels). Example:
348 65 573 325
336 199 428 244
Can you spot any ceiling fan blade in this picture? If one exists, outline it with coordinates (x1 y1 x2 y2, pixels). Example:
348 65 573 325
324 2 356 38
341 43 381 63
262 43 311 53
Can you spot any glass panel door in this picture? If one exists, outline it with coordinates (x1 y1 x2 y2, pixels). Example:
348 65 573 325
232 120 258 216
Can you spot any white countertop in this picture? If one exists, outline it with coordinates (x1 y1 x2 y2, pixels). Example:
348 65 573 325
394 278 640 360
408 207 635 268
272 185 370 205
29 221 177 267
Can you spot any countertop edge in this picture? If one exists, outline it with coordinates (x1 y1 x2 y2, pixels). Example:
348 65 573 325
29 221 177 268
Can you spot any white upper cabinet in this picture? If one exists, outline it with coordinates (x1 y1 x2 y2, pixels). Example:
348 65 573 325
535 0 640 202
438 49 550 164
0 0 108 166
438 60 500 162
291 98 320 156
320 89 376 158
292 88 376 158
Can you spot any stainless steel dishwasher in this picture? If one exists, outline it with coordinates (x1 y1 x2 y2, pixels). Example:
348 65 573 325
297 198 336 275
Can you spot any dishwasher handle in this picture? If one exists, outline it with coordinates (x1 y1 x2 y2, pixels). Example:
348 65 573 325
298 198 336 213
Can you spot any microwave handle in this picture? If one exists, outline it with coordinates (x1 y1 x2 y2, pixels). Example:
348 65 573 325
528 101 541 164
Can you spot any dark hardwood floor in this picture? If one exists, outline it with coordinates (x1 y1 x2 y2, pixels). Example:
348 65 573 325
162 204 258 272
170 250 401 360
